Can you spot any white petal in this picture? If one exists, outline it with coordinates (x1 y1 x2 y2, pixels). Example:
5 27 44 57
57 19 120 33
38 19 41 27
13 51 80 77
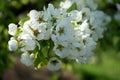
8 37 18 51
8 23 17 36
20 52 33 66
47 57 62 71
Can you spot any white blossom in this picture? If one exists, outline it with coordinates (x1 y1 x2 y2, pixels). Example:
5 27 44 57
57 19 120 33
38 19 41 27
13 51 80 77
7 2 110 70
84 37 96 50
20 52 33 66
8 23 17 36
68 42 85 59
18 34 36 51
70 10 83 22
47 57 62 71
22 20 35 38
53 44 71 58
89 11 109 41
76 56 88 64
80 7 91 21
29 10 43 22
8 37 18 51
80 20 90 32
51 17 74 46
76 49 93 64
86 0 98 10
60 0 73 9
37 22 51 40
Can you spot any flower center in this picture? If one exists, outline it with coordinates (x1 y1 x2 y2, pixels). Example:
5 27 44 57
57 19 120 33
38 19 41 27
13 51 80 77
58 27 64 36
57 45 64 51
51 60 58 65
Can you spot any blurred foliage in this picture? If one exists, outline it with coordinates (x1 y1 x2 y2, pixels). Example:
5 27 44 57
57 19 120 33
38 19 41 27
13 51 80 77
0 0 120 80
72 50 120 80
95 0 120 52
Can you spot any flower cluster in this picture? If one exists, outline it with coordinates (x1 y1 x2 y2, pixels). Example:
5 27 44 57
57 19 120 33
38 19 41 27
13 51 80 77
8 0 110 71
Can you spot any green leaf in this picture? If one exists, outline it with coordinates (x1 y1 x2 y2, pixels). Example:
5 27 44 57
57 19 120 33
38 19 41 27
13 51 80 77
67 3 77 12
18 16 29 26
41 59 48 66
42 46 48 57
34 52 42 69
34 50 48 69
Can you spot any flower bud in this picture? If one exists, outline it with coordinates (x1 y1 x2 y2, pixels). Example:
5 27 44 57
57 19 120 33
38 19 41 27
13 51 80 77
8 23 17 36
8 37 18 51
20 52 33 66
